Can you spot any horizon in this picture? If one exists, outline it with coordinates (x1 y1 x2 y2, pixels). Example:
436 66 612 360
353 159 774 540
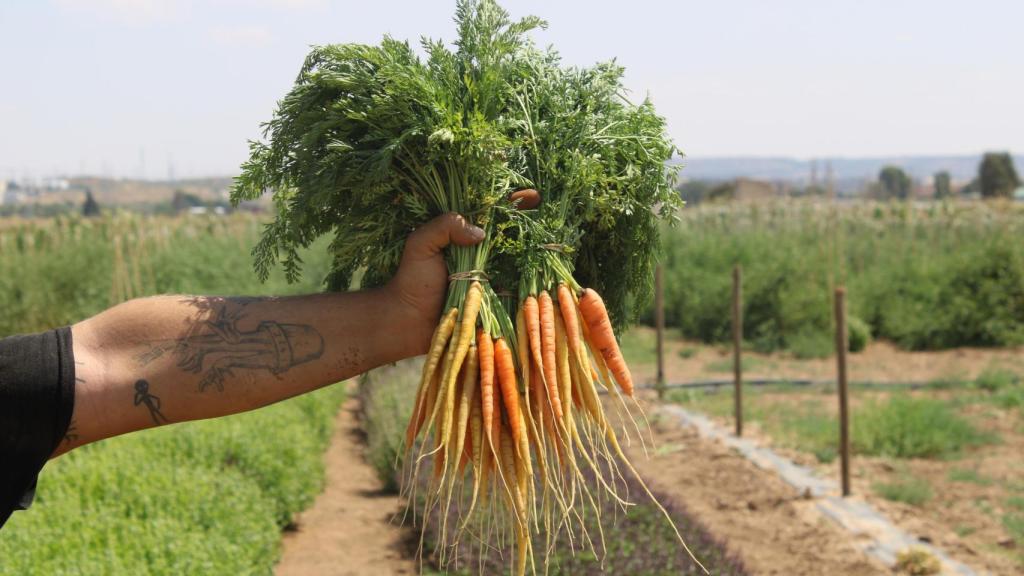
2 0 1023 180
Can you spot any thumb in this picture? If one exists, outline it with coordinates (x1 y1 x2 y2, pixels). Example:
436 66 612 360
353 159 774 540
406 213 485 258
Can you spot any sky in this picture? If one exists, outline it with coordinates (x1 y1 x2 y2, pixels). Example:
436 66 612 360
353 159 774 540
1 0 1022 180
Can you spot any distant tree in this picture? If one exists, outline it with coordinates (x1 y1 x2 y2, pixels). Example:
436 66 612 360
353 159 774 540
933 171 952 199
82 188 101 217
706 181 737 202
878 165 912 200
171 189 204 213
978 152 1020 198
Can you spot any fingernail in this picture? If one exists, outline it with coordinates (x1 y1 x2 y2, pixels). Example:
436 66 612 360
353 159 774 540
470 225 485 240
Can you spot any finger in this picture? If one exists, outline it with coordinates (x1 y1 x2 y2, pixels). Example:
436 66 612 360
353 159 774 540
406 213 485 258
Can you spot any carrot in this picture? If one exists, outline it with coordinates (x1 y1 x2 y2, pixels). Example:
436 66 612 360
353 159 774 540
538 290 563 419
508 188 541 210
477 329 495 448
578 288 633 396
409 360 442 446
451 342 477 479
494 337 521 445
554 311 573 426
420 307 459 391
523 296 545 377
557 284 585 364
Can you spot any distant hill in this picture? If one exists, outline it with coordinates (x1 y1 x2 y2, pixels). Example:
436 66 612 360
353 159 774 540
673 155 1024 183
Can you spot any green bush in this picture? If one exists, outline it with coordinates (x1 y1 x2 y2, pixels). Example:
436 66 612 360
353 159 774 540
853 395 993 459
974 368 1019 392
656 201 1024 353
874 474 933 506
0 386 346 575
847 315 871 353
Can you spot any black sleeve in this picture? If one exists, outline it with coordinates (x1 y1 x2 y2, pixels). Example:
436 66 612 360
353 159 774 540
0 326 76 530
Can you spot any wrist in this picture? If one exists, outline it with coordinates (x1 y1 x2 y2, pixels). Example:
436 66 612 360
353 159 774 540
374 285 434 360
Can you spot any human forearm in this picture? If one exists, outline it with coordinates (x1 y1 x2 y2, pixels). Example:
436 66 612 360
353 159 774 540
60 289 428 454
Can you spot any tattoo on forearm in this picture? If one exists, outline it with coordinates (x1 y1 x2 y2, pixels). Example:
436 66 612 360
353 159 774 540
63 419 79 444
133 379 168 425
136 297 325 393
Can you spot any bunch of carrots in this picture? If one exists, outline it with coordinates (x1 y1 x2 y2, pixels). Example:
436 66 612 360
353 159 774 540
404 270 702 575
232 1 694 573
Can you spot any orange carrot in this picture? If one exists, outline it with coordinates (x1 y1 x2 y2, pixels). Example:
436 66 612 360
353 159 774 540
478 329 495 448
494 337 521 445
523 296 545 374
557 284 585 363
538 291 563 419
579 288 633 396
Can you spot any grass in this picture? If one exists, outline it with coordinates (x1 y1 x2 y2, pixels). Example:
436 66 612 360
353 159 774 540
670 388 994 462
619 328 658 365
854 396 993 459
703 355 764 373
874 474 934 506
0 386 346 575
948 468 994 486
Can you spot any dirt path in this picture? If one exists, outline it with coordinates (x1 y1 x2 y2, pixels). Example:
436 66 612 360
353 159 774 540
629 393 888 576
276 394 415 576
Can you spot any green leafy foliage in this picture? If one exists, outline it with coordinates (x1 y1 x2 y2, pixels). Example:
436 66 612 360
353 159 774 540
874 474 933 506
656 201 1024 353
0 387 346 575
231 0 680 331
979 151 1020 198
853 396 992 459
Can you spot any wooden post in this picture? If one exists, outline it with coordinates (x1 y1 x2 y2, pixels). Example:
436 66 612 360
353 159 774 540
655 264 666 400
834 287 851 497
732 265 743 437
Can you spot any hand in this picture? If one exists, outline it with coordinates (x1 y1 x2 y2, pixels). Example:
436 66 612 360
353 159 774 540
383 213 485 355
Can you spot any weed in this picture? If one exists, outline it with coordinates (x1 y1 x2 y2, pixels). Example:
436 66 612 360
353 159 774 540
974 368 1020 392
678 346 698 359
875 474 933 506
854 395 994 459
948 468 993 486
894 548 941 575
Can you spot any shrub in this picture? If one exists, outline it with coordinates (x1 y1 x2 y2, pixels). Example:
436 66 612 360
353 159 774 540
847 315 871 353
654 201 1024 353
853 396 993 459
894 548 941 575
974 368 1019 392
0 386 346 575
874 475 933 506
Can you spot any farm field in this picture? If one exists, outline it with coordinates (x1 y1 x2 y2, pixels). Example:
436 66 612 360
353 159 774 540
657 200 1024 357
620 327 1024 574
1 198 1022 575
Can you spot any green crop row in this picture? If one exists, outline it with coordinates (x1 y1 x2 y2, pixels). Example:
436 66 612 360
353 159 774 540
654 200 1024 355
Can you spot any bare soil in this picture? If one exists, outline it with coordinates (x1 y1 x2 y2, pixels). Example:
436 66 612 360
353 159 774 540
673 387 1024 575
626 393 888 576
627 326 1024 387
275 393 416 576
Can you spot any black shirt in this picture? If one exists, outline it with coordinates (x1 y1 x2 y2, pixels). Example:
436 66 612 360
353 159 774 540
0 327 76 529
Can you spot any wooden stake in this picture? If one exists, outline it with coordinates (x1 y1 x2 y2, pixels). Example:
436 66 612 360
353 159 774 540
834 287 851 497
655 264 666 400
732 265 743 437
